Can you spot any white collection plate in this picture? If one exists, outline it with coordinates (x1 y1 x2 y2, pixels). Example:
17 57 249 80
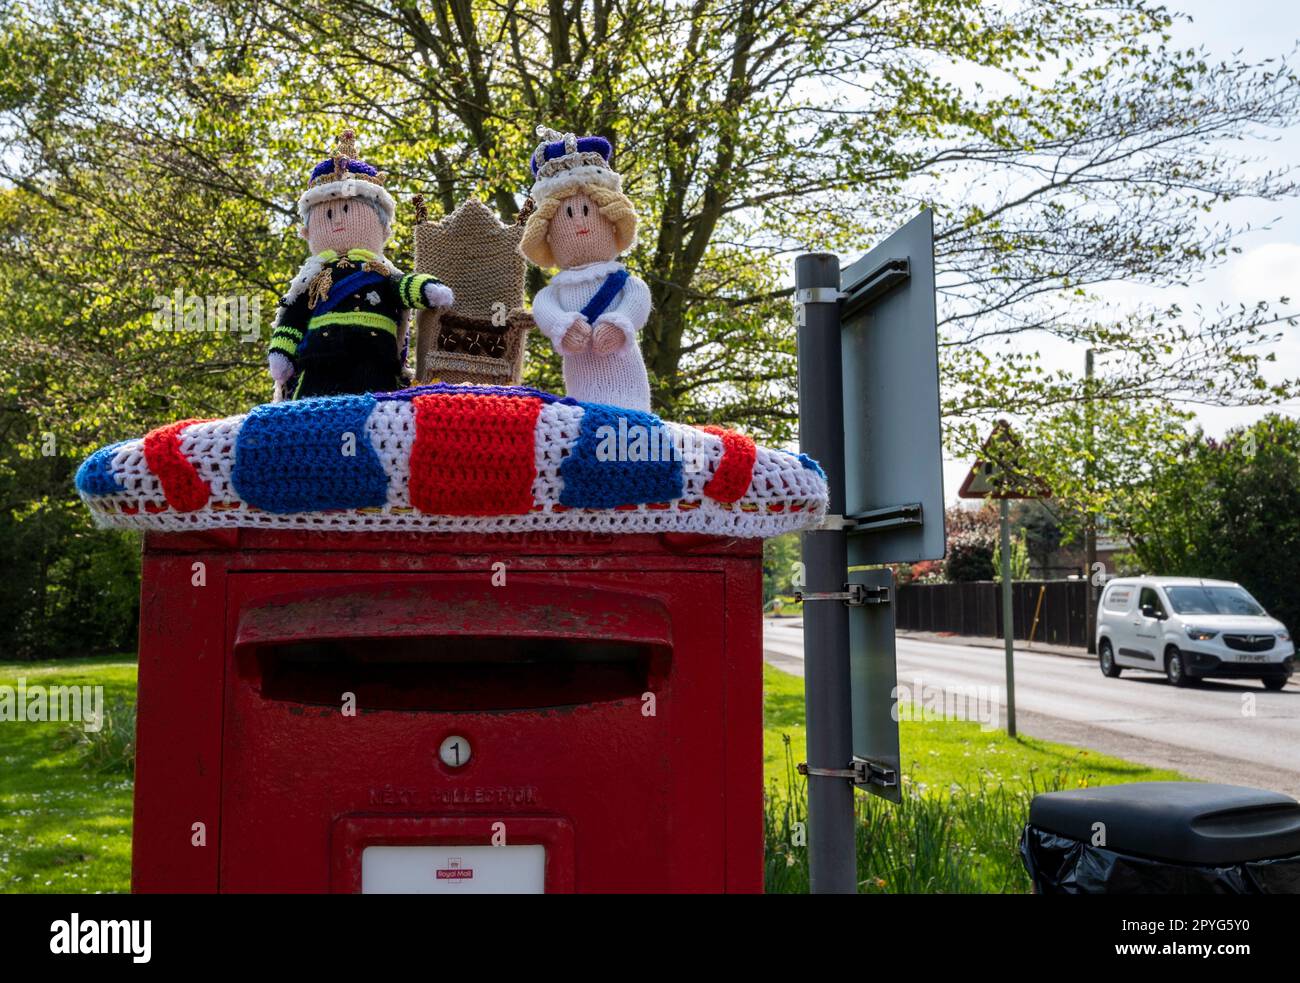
361 845 546 894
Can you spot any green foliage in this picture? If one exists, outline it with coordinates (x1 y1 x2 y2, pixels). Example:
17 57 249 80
57 696 137 775
945 531 996 582
5 0 1298 444
765 751 1055 894
976 396 1195 537
0 441 140 659
0 653 1193 894
1117 414 1300 632
1012 500 1067 568
991 528 1032 582
1107 550 1146 578
762 532 801 603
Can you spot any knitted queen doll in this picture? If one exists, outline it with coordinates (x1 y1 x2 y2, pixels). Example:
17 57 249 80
519 127 652 412
267 129 454 400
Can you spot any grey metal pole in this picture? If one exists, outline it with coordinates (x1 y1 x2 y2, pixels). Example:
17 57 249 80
1000 497 1017 737
795 253 857 894
1084 348 1098 653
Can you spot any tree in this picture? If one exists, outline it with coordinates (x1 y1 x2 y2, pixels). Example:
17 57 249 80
960 394 1196 573
0 445 140 659
1116 414 1300 632
1010 500 1066 574
4 0 1299 443
4 0 1300 653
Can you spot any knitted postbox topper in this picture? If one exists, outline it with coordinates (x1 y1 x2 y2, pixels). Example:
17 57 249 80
74 384 830 540
413 197 533 386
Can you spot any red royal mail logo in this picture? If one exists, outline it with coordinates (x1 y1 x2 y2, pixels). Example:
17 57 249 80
436 858 474 880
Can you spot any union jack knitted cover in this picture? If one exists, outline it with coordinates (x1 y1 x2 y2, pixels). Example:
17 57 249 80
75 385 828 538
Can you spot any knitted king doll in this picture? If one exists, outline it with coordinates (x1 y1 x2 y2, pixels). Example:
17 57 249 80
519 126 652 412
268 129 454 400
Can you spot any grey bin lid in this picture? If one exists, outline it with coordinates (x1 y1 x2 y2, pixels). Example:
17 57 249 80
1028 782 1300 865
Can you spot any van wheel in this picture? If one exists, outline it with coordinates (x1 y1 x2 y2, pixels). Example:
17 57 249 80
1165 647 1194 687
1098 639 1121 678
1263 676 1288 692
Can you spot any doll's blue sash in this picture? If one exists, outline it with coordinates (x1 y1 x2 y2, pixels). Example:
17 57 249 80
313 269 388 317
579 268 630 323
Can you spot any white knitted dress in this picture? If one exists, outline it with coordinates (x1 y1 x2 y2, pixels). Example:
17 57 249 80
531 259 653 412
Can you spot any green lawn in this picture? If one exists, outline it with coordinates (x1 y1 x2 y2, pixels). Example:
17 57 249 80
0 656 137 894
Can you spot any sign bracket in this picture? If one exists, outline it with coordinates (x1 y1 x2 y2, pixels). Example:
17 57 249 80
845 502 923 533
797 757 900 791
795 583 891 607
841 257 910 319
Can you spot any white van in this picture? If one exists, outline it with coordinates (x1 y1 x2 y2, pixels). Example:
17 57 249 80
1096 577 1293 690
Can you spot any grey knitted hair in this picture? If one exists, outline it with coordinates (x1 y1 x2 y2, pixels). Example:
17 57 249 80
355 195 391 231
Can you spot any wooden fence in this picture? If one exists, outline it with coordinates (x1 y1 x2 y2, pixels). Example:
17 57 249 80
894 579 1092 649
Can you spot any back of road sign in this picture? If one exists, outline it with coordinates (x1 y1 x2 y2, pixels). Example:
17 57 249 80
848 567 901 803
839 209 945 565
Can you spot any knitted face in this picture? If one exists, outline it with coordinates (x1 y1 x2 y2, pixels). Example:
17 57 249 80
546 192 621 268
302 197 387 256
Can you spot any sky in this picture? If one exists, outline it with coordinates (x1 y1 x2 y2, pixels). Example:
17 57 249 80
939 0 1300 504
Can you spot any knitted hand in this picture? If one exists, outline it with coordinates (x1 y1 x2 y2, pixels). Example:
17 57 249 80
561 317 592 354
592 322 626 355
268 352 295 385
422 281 454 309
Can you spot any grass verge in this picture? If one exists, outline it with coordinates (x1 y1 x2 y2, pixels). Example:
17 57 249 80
762 663 1187 893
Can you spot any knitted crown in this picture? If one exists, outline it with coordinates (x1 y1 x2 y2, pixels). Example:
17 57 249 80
528 125 621 202
297 129 397 228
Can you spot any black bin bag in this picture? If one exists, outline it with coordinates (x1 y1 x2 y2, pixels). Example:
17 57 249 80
1020 782 1300 894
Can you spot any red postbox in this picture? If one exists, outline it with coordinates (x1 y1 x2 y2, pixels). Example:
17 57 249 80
131 527 764 893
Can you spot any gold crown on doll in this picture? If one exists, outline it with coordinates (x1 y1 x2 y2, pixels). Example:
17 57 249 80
306 129 388 188
298 128 396 227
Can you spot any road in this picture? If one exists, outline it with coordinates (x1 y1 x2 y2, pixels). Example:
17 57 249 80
764 619 1300 797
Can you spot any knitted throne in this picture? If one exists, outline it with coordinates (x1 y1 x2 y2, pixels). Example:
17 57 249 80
413 197 532 385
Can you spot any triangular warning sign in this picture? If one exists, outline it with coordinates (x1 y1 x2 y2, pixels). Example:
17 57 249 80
957 421 1050 500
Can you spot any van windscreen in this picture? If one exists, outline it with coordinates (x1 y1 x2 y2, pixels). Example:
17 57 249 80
1165 586 1265 617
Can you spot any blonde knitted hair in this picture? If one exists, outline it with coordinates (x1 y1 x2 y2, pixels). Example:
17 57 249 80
519 183 637 269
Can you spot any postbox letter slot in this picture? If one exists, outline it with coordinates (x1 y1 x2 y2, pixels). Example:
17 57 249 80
232 579 674 711
246 635 669 711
